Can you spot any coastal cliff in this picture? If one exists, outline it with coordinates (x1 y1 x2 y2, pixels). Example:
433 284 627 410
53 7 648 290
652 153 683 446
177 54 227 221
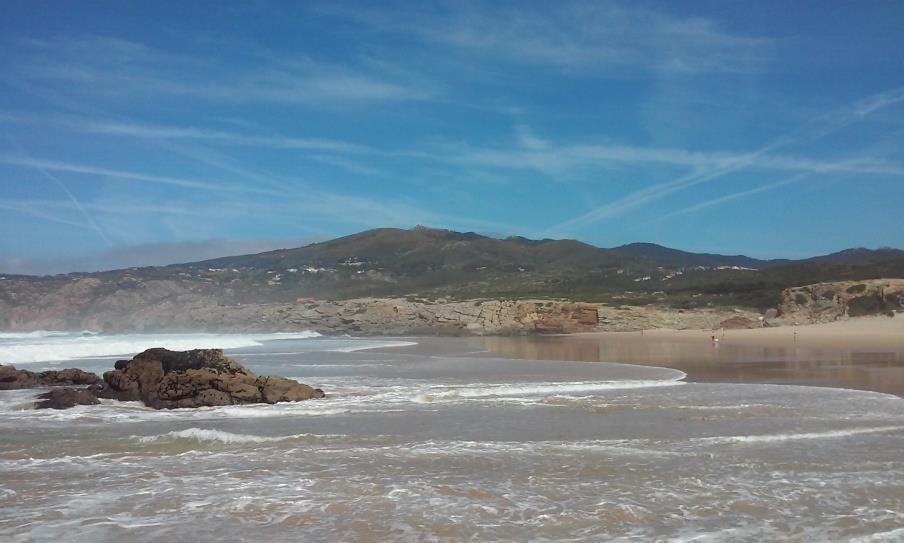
4 227 904 333
0 289 604 335
0 283 762 335
775 279 904 323
0 266 900 334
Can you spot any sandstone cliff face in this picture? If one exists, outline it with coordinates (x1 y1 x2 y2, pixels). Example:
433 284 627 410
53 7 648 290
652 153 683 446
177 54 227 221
0 280 771 335
598 305 764 331
776 279 904 323
0 285 606 335
284 299 602 335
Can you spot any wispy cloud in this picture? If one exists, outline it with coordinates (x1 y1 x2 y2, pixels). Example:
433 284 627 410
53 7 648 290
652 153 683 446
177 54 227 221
11 35 436 106
658 172 812 221
2 135 114 245
446 142 904 175
544 86 904 234
7 109 903 182
0 155 277 194
0 200 94 230
514 125 549 151
413 131 904 179
20 161 113 246
314 1 772 75
80 121 368 152
0 112 392 181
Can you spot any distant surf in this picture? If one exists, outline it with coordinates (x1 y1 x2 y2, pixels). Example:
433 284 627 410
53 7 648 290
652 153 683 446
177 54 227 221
0 330 322 364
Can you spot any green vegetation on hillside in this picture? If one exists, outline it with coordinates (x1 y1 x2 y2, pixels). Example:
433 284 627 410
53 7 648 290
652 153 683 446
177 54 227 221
3 227 903 312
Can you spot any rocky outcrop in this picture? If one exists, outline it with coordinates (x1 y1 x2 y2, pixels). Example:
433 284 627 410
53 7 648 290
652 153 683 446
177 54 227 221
595 305 763 332
0 365 101 390
100 348 324 409
718 315 762 330
34 387 101 409
776 279 904 324
534 303 600 333
276 298 604 335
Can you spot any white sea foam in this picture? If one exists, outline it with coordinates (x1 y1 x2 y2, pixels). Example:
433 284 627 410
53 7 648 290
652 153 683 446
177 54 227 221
414 379 685 402
326 340 417 353
194 404 373 418
0 330 97 339
395 439 687 458
137 428 307 444
850 527 904 542
0 331 321 363
293 363 393 368
696 425 904 445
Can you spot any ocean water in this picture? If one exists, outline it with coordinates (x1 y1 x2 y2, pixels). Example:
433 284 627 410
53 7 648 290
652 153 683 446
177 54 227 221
1 332 904 541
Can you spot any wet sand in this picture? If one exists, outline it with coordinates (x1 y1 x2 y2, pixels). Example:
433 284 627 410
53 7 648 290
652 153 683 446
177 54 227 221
450 316 904 396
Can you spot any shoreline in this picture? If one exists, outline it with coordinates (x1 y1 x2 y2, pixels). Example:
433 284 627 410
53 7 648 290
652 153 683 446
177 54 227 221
3 316 903 396
455 315 904 396
575 314 904 349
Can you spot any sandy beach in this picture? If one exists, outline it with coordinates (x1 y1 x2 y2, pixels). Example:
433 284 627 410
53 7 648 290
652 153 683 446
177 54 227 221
610 315 904 349
463 315 904 396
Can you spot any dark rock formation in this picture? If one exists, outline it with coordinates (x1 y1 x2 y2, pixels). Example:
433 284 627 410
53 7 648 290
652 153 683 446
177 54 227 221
34 387 101 409
100 348 324 409
0 364 101 390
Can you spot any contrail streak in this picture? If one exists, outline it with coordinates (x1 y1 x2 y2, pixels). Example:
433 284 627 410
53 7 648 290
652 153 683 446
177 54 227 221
544 86 904 235
4 136 113 246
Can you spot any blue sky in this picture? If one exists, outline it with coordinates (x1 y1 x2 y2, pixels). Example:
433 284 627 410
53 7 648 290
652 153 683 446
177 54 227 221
1 0 903 273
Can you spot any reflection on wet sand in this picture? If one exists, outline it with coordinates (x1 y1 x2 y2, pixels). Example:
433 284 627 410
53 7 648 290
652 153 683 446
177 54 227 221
467 333 904 396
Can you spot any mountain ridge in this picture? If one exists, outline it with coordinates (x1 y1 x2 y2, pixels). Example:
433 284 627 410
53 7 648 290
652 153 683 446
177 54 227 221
3 226 902 278
1 226 903 324
187 226 901 275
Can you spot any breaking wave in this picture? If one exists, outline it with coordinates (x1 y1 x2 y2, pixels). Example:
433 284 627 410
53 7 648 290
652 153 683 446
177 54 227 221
326 340 418 353
0 330 97 339
137 428 310 445
0 331 321 364
696 425 904 445
415 378 685 402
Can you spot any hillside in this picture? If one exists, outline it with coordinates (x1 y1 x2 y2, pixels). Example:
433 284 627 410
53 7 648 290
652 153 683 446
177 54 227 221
804 247 904 265
610 243 788 269
1 226 903 332
199 226 630 274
